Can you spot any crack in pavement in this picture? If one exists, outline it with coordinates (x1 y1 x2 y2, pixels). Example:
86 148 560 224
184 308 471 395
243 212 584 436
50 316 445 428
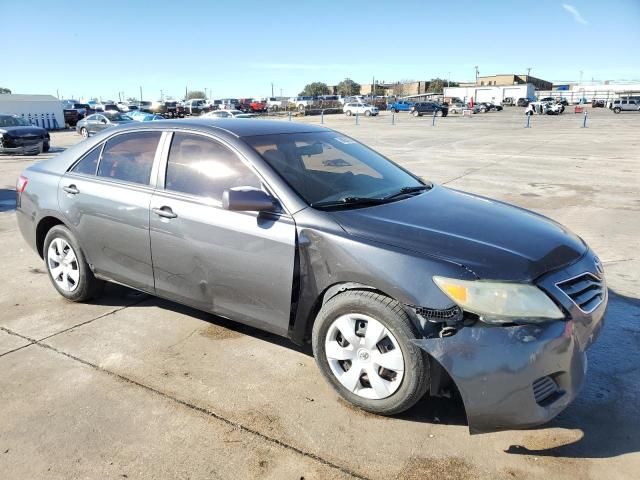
0 325 370 480
36 297 150 342
0 341 35 359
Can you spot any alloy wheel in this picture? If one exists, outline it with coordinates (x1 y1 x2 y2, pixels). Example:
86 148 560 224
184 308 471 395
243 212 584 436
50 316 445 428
325 313 404 400
47 238 80 292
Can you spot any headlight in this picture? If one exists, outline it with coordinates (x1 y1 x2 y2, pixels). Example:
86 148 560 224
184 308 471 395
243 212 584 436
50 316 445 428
433 276 564 324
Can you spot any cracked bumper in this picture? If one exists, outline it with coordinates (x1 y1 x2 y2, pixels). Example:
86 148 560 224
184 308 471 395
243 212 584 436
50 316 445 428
414 252 607 434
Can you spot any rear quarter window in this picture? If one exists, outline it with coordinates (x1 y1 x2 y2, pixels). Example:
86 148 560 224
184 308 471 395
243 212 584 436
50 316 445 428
71 145 102 175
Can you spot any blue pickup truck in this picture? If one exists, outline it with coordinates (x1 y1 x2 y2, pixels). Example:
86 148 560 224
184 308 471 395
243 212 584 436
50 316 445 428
387 100 415 113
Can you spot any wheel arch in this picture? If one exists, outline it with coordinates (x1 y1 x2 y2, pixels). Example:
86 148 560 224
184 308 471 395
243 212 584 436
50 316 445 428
291 281 410 346
35 215 67 259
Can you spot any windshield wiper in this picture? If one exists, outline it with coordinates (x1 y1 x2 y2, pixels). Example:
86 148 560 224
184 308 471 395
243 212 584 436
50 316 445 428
311 196 387 209
383 183 433 201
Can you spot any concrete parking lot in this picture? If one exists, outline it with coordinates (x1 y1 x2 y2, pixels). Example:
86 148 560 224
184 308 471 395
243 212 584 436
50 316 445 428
1 107 639 479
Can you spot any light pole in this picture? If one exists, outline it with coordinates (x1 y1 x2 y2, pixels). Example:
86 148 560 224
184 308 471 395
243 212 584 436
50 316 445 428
526 67 531 83
447 72 450 87
474 66 479 85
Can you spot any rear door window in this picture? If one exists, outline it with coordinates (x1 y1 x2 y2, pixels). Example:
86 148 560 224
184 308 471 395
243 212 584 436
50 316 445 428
164 132 261 200
71 145 102 175
97 131 162 185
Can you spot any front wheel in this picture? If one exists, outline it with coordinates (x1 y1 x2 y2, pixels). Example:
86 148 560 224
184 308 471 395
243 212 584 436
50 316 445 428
43 141 50 152
80 127 89 138
345 110 352 116
613 107 621 114
436 110 443 117
312 291 429 415
364 110 371 117
43 225 104 302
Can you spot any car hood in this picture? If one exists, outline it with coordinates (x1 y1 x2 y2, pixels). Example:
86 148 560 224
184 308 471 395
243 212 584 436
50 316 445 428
327 186 586 281
0 126 46 136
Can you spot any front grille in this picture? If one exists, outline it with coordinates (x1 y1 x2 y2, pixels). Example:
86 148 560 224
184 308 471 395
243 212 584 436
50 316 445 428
556 272 604 313
532 375 560 405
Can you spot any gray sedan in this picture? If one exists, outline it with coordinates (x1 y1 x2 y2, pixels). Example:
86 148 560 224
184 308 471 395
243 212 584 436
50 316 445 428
16 119 606 433
75 111 133 138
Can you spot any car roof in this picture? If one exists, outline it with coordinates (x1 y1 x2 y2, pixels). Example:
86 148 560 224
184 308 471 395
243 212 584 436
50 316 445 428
112 118 331 137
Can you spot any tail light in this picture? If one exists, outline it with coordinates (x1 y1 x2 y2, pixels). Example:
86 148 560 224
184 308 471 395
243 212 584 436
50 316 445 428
16 175 28 193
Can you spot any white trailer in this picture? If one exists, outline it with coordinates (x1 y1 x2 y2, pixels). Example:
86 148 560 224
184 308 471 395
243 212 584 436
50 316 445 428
0 94 65 129
444 85 534 104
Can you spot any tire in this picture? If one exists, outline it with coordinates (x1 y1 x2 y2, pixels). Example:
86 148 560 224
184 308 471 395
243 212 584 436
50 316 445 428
613 107 621 114
436 110 443 117
412 110 420 117
298 104 305 111
312 290 429 415
364 110 371 117
345 110 352 116
43 225 104 302
391 108 398 113
80 127 89 138
43 141 50 153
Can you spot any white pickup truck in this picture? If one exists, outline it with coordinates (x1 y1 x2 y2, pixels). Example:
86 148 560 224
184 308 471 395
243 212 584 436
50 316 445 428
289 96 314 111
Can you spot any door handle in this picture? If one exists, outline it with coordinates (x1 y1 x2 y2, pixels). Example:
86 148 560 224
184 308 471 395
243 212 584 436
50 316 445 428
63 184 79 195
152 206 177 219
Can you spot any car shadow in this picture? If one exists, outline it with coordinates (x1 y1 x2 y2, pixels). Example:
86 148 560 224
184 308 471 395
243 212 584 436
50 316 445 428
0 189 16 212
505 289 640 459
89 284 640 451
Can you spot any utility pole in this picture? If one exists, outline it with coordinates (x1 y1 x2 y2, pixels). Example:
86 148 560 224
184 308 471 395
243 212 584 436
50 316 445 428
474 66 479 85
185 86 188 100
526 67 531 82
139 86 143 103
160 89 164 101
579 70 584 84
447 72 450 87
271 82 274 97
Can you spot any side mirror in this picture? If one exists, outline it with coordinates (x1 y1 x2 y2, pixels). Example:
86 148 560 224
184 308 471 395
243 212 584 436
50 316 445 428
100 119 107 124
222 187 274 212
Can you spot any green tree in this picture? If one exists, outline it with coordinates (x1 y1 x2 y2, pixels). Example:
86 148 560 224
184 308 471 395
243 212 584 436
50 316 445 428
187 90 206 100
0 87 11 94
300 82 330 96
336 78 360 96
427 78 459 93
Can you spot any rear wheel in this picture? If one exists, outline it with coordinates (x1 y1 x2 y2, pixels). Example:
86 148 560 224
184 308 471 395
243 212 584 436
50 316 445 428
44 225 104 302
345 110 352 116
312 290 429 415
436 110 443 117
365 110 371 117
80 127 89 138
43 140 50 152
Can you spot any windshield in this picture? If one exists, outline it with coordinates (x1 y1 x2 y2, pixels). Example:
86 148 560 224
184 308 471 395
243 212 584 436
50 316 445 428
0 116 30 127
244 131 422 206
104 112 132 121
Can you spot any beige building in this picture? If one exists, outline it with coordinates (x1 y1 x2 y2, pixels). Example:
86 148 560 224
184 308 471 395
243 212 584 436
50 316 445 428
460 74 552 91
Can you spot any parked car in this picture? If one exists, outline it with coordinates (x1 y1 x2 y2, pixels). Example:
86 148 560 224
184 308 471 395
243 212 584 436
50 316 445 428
184 99 208 116
289 96 314 111
501 97 515 107
448 103 467 114
202 109 257 119
516 98 531 107
75 112 133 137
343 103 379 116
0 114 50 154
249 99 267 112
220 99 240 110
266 97 286 111
103 104 119 112
611 99 640 113
592 99 606 108
15 118 607 434
387 100 415 113
409 102 448 117
126 111 165 122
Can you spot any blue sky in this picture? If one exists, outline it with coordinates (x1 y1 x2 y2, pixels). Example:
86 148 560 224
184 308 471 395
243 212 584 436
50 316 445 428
2 0 639 101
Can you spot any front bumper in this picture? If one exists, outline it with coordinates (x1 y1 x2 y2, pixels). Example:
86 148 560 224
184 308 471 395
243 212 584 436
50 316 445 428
414 250 607 433
0 141 43 155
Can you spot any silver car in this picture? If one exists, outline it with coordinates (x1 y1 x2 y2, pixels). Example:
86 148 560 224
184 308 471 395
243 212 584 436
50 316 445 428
16 119 606 433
